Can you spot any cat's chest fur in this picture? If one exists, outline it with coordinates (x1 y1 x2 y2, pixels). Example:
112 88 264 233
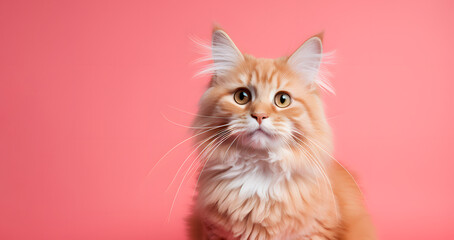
208 150 290 199
196 149 340 239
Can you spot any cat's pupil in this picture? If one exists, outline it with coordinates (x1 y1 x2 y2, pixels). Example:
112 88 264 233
280 95 287 103
240 92 247 100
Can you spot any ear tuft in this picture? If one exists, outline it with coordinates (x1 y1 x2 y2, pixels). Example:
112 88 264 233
288 36 323 83
210 30 243 76
193 28 243 77
288 35 334 93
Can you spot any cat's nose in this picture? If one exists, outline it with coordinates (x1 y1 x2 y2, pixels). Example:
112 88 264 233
251 113 269 125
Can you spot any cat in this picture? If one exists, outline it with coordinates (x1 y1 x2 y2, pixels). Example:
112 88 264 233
187 27 376 240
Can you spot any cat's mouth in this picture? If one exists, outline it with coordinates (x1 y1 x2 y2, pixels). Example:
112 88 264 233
248 128 273 138
239 127 278 149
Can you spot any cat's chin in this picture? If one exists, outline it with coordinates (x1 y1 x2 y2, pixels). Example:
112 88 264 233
240 129 280 150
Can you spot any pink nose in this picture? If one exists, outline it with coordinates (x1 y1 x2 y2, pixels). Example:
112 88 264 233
251 113 269 125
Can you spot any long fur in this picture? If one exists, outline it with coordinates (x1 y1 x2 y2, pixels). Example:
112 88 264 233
187 28 375 240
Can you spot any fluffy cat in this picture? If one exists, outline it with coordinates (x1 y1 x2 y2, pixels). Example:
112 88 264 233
187 27 376 240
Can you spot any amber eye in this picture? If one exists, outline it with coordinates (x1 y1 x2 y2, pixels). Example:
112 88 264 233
233 88 251 105
274 92 291 108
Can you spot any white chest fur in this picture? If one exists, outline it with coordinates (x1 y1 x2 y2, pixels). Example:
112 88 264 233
203 149 294 200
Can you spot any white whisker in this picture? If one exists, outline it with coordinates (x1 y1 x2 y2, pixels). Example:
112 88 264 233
165 130 225 192
191 131 237 196
147 125 228 177
294 129 364 196
161 113 229 129
166 105 229 119
167 130 230 222
290 131 339 220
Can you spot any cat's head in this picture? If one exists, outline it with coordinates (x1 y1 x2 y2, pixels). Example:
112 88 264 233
193 28 333 163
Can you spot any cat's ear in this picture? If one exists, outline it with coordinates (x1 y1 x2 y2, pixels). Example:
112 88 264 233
211 28 244 76
288 34 324 84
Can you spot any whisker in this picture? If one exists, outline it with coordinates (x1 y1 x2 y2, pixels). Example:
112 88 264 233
165 130 224 192
281 135 321 191
187 131 231 182
184 130 232 185
293 129 364 196
223 134 240 160
167 105 229 119
191 132 237 196
290 132 339 220
186 129 236 180
291 134 329 183
147 124 228 177
167 130 230 222
161 113 229 129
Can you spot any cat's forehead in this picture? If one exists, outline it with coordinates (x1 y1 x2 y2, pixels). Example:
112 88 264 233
235 56 296 90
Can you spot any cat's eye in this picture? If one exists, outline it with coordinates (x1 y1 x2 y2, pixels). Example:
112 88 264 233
234 88 251 105
274 92 291 108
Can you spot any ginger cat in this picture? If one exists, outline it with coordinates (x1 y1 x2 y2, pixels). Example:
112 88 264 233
187 27 376 240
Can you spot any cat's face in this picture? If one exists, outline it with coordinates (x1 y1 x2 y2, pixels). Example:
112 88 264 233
199 57 321 150
194 29 332 156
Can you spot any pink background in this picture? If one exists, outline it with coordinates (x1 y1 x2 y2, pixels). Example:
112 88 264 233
1 0 453 239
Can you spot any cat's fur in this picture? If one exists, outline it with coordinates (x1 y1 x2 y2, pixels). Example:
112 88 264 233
188 27 376 240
